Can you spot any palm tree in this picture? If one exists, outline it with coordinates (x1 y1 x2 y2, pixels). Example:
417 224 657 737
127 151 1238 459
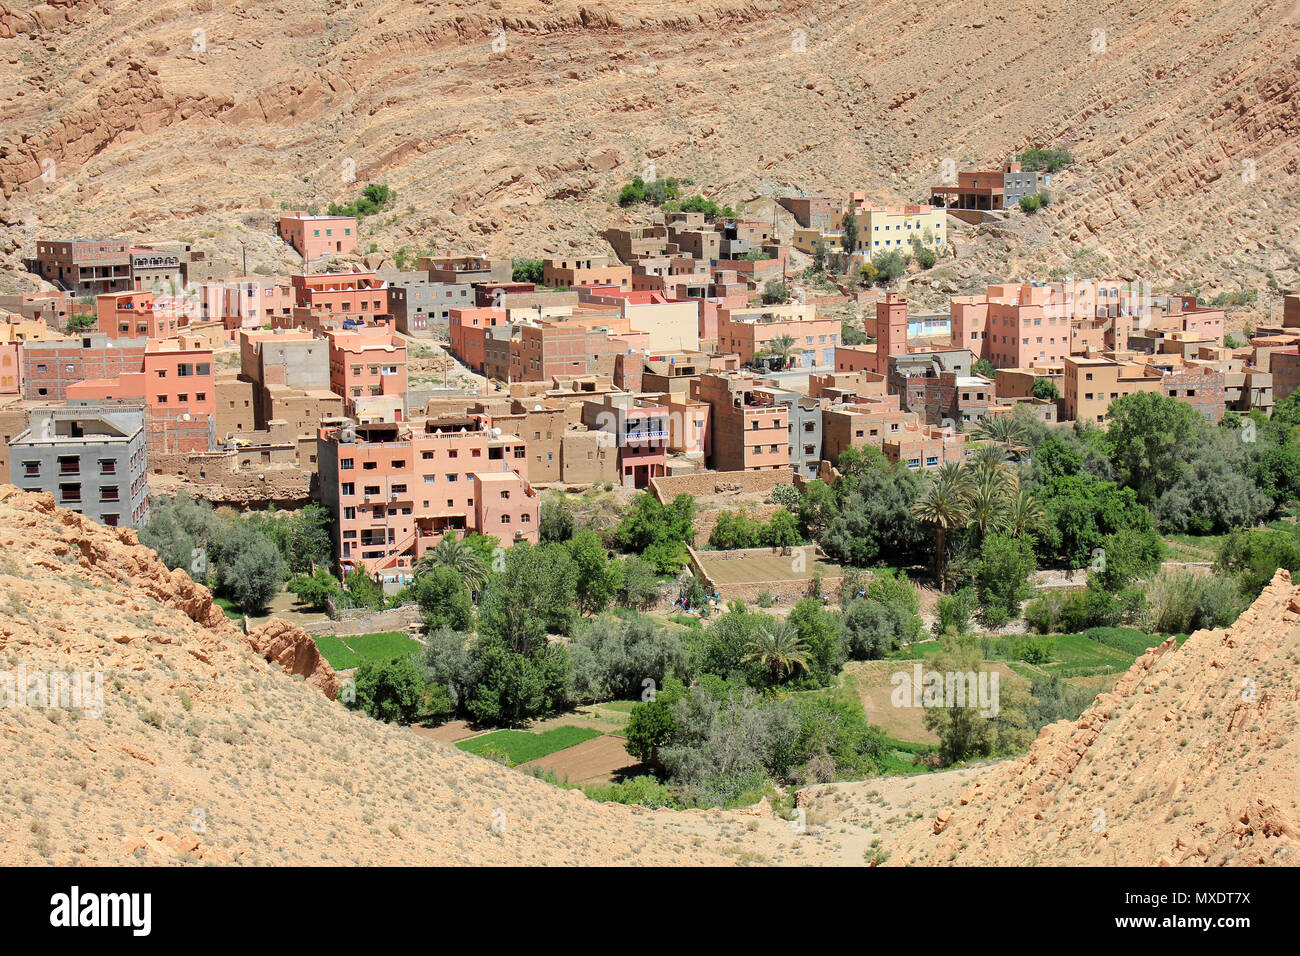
966 467 1013 543
968 441 1010 471
998 489 1049 540
974 415 1031 458
766 334 800 370
413 533 489 593
911 465 972 590
743 619 811 684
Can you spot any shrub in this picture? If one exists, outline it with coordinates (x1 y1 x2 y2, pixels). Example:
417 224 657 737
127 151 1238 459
349 656 425 724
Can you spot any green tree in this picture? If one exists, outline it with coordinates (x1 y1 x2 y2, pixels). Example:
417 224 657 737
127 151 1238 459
465 640 570 726
568 529 624 615
287 568 340 610
478 542 577 651
974 533 1036 627
625 698 679 764
617 555 660 610
614 493 695 574
911 463 973 589
409 565 474 632
743 619 811 685
511 258 544 283
922 640 1034 765
414 533 489 593
761 280 792 306
1031 377 1060 401
821 466 926 566
349 656 426 724
840 212 859 255
1105 392 1204 505
538 492 577 543
786 598 845 683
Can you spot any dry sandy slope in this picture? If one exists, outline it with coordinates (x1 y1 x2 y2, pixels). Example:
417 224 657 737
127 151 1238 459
0 485 803 865
0 0 1296 301
884 572 1300 867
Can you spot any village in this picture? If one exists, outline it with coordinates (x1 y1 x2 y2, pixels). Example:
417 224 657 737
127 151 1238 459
1 159 1292 591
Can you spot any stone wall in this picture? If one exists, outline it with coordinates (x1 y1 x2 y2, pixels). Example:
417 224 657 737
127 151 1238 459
649 467 795 504
305 603 422 637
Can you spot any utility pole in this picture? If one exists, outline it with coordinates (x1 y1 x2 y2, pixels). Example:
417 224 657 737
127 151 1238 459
241 242 247 277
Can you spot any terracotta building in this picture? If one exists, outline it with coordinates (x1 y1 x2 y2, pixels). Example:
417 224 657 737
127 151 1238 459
316 416 538 581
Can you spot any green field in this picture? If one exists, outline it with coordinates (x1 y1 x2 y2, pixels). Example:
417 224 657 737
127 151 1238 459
312 631 421 670
457 727 602 765
213 596 244 621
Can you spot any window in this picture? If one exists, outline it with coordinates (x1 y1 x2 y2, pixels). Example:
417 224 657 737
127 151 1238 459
99 486 119 502
23 461 39 477
341 482 355 496
340 458 354 470
99 459 116 475
363 461 377 470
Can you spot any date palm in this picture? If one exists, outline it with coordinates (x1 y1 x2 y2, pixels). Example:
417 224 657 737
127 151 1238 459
743 619 811 684
973 414 1031 458
966 467 1014 543
911 463 973 590
998 489 1048 540
766 333 801 370
414 533 489 593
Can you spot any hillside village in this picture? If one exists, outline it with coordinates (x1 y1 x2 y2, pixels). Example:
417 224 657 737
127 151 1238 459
3 161 1300 872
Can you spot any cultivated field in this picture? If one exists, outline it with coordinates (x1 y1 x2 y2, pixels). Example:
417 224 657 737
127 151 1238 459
693 547 841 587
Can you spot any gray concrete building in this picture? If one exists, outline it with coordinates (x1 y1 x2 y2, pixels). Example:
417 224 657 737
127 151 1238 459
9 404 149 528
760 385 822 479
378 270 474 336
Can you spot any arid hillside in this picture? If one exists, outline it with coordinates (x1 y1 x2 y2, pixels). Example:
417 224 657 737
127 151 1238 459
1 0 1297 304
0 485 797 865
0 484 1297 866
881 571 1300 867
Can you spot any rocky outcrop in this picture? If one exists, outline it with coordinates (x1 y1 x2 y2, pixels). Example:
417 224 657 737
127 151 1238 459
247 619 340 700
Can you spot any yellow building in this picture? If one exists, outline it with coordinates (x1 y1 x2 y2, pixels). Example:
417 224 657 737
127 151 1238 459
853 204 947 255
793 203 947 257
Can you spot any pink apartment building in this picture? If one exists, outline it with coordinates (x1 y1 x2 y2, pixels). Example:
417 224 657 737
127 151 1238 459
325 329 408 419
318 416 538 580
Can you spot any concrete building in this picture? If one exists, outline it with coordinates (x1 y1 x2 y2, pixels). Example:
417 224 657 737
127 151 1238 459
130 247 185 292
316 416 538 581
691 371 790 472
65 336 216 454
929 160 1046 215
9 404 149 527
377 270 474 335
580 393 668 488
29 239 132 296
777 196 841 230
277 213 358 260
717 304 839 368
325 329 408 420
542 256 632 291
420 256 512 285
1063 356 1164 424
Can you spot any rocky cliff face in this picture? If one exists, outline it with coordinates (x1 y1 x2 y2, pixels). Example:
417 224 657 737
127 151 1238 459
886 571 1300 866
0 0 1295 302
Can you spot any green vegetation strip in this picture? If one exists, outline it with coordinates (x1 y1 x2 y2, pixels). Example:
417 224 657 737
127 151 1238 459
312 631 421 670
456 727 602 765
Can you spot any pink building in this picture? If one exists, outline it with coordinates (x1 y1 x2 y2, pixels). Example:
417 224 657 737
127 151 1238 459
278 212 358 260
292 272 391 324
318 417 538 581
325 329 407 419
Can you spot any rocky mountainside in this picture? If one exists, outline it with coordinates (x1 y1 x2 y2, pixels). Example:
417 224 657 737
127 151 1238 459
885 570 1300 867
1 0 1297 308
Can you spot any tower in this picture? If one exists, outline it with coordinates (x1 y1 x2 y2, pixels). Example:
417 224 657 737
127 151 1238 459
875 292 908 375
